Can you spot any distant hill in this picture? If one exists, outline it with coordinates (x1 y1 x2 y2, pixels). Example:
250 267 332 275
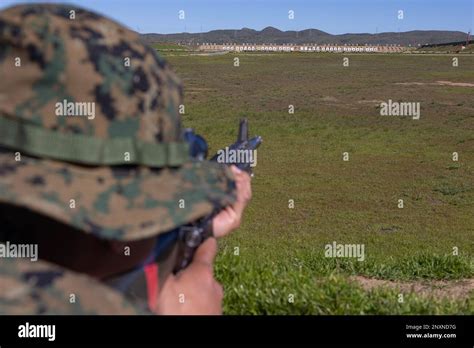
140 26 469 46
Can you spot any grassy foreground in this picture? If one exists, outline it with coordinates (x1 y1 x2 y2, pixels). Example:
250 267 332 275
163 52 474 314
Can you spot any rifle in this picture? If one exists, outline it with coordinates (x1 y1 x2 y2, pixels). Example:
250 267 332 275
174 118 262 272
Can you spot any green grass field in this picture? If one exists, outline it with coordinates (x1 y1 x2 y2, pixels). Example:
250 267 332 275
165 52 474 314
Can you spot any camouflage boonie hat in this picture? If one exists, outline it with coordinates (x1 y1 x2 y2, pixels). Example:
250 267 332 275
0 258 143 314
0 4 236 241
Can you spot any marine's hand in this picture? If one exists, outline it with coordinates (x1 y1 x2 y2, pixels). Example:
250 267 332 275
155 238 223 315
212 165 252 238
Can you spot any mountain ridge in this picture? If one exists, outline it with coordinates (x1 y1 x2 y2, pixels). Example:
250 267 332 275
140 27 469 46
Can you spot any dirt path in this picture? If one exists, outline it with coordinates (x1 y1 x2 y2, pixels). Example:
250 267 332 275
396 81 474 87
351 276 474 299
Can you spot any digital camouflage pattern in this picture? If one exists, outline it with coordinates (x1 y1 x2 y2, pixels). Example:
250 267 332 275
0 4 237 241
0 258 143 314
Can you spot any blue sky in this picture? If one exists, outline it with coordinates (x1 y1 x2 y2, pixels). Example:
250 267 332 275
0 0 472 34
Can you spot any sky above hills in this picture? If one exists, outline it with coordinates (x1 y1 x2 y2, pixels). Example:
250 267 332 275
1 0 473 35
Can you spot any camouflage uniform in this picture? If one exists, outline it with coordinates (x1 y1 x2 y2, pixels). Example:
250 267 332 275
0 4 236 314
0 258 142 314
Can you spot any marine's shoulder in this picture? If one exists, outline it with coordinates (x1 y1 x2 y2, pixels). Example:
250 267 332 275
0 258 145 315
